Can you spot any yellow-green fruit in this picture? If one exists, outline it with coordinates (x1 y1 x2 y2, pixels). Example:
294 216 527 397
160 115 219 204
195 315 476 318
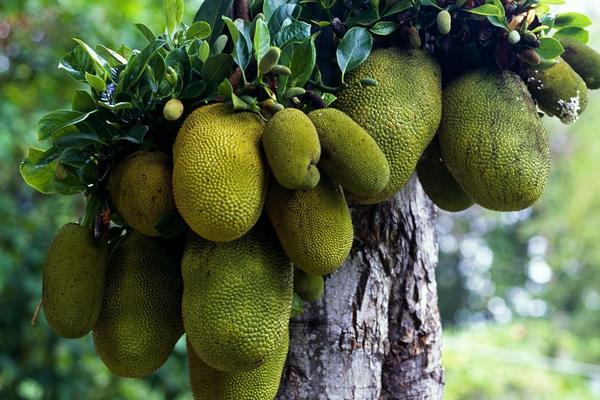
335 48 442 204
525 58 588 124
293 268 324 302
560 37 600 90
42 223 107 339
109 151 176 237
93 232 183 378
173 103 267 242
265 175 353 276
307 108 390 198
262 108 321 190
182 225 292 372
164 98 184 121
187 334 288 400
439 70 550 211
416 138 473 212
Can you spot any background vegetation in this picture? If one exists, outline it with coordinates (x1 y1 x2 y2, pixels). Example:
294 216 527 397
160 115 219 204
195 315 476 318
0 0 599 399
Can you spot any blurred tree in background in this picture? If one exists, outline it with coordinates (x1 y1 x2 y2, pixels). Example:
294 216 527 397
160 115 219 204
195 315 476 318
1 0 600 399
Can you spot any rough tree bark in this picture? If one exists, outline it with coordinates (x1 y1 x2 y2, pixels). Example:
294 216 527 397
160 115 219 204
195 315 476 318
277 176 444 400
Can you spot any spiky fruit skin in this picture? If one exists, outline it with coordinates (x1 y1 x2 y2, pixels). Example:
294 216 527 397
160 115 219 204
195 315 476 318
525 58 588 124
560 37 600 90
93 232 183 378
109 151 176 237
42 223 107 339
182 224 292 372
307 108 390 198
173 103 266 242
335 47 442 204
262 108 321 190
265 175 353 276
293 268 324 302
439 69 550 211
417 138 473 212
187 334 288 400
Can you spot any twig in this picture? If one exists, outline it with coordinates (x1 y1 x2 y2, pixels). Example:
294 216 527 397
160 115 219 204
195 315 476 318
31 298 42 326
234 0 250 22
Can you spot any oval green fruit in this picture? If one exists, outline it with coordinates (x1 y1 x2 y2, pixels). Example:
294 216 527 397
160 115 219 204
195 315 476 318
437 10 452 35
560 37 600 90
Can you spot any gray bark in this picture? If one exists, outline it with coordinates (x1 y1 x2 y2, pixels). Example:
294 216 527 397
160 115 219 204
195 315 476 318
277 176 444 400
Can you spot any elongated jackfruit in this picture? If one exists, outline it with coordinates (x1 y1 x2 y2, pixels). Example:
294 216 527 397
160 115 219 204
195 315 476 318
93 232 183 378
335 47 442 204
187 334 288 400
262 108 321 190
560 37 600 90
265 175 353 276
308 108 390 198
182 224 292 372
293 268 324 302
439 70 550 211
109 151 176 237
42 223 107 338
173 103 266 242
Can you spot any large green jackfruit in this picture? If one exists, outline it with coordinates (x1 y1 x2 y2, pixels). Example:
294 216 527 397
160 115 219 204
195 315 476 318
293 268 324 302
187 335 288 400
42 223 107 338
560 37 600 90
262 108 321 190
93 232 183 378
307 108 390 198
265 175 353 276
182 224 292 372
525 58 588 124
335 47 442 204
109 150 176 237
173 103 266 242
417 138 474 212
439 70 550 211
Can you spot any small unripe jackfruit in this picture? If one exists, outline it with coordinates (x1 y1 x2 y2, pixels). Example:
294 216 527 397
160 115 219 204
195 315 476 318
262 108 321 190
265 175 353 276
258 46 281 76
437 10 452 35
163 98 184 121
293 268 324 302
560 37 600 90
308 108 390 198
42 223 107 338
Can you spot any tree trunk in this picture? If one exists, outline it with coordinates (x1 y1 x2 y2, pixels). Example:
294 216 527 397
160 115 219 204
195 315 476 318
277 176 444 400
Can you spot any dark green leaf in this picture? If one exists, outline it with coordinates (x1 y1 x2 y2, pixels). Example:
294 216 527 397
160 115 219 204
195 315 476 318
182 80 207 99
213 34 229 54
554 12 593 29
119 39 166 91
201 53 234 81
274 20 311 48
38 110 97 141
420 0 441 8
218 79 250 110
72 90 96 112
166 48 192 88
186 21 212 40
77 159 98 186
264 0 288 21
97 45 128 66
136 23 157 43
97 102 134 111
153 212 188 238
268 4 299 37
336 27 372 82
85 72 107 92
253 18 270 62
20 148 57 194
193 0 234 45
59 46 95 82
553 27 589 44
466 5 502 17
290 37 316 88
73 38 111 78
370 21 399 36
347 0 380 26
60 148 91 168
223 17 251 74
537 37 565 60
487 15 509 30
34 147 63 167
382 0 412 17
112 125 149 144
54 132 105 149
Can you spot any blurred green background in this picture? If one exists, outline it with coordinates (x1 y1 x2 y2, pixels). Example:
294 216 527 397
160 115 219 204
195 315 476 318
1 0 599 399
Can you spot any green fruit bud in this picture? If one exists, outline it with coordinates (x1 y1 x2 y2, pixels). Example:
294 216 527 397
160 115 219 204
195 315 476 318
258 46 282 75
437 10 452 35
166 66 178 85
283 87 306 100
163 99 184 121
508 30 521 45
360 77 378 87
271 103 284 113
269 65 292 76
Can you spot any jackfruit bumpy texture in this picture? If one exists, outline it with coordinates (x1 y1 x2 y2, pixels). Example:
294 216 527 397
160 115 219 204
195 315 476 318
335 47 442 204
182 224 292 372
293 267 324 302
187 335 288 400
109 151 176 237
42 223 108 338
93 232 183 378
173 103 266 242
307 108 390 198
560 37 600 90
262 108 321 190
525 58 588 124
417 138 474 212
439 70 550 211
265 175 353 276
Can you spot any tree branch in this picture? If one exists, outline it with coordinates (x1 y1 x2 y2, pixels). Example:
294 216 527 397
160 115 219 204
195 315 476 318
233 0 250 22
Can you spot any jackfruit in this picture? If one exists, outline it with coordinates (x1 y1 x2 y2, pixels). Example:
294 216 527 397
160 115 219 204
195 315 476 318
108 151 176 237
182 224 292 372
417 138 473 212
307 108 390 198
335 47 442 204
187 334 288 400
173 103 266 242
42 223 107 338
93 232 183 378
560 37 600 90
525 58 588 124
293 268 324 302
439 69 550 211
265 175 353 276
262 108 321 190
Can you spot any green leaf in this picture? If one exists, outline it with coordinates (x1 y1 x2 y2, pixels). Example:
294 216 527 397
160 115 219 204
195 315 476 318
554 12 593 29
164 0 185 34
193 0 234 45
274 21 311 48
466 5 502 17
553 27 589 44
201 53 234 81
54 132 105 149
182 80 207 99
72 90 95 112
264 0 288 21
73 38 110 78
322 92 337 107
486 0 505 17
85 72 107 92
537 36 565 60
119 39 166 91
186 21 212 40
291 293 304 317
268 4 299 36
38 110 97 141
97 45 128 66
487 15 509 30
348 0 380 26
20 148 57 194
113 125 149 144
197 41 210 62
213 34 229 54
370 21 399 36
223 17 251 73
60 148 91 168
289 37 316 88
154 212 188 238
382 0 413 17
217 79 250 110
253 19 271 62
98 102 134 111
336 27 373 82
166 48 192 88
420 0 441 9
135 23 157 43
59 46 95 82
